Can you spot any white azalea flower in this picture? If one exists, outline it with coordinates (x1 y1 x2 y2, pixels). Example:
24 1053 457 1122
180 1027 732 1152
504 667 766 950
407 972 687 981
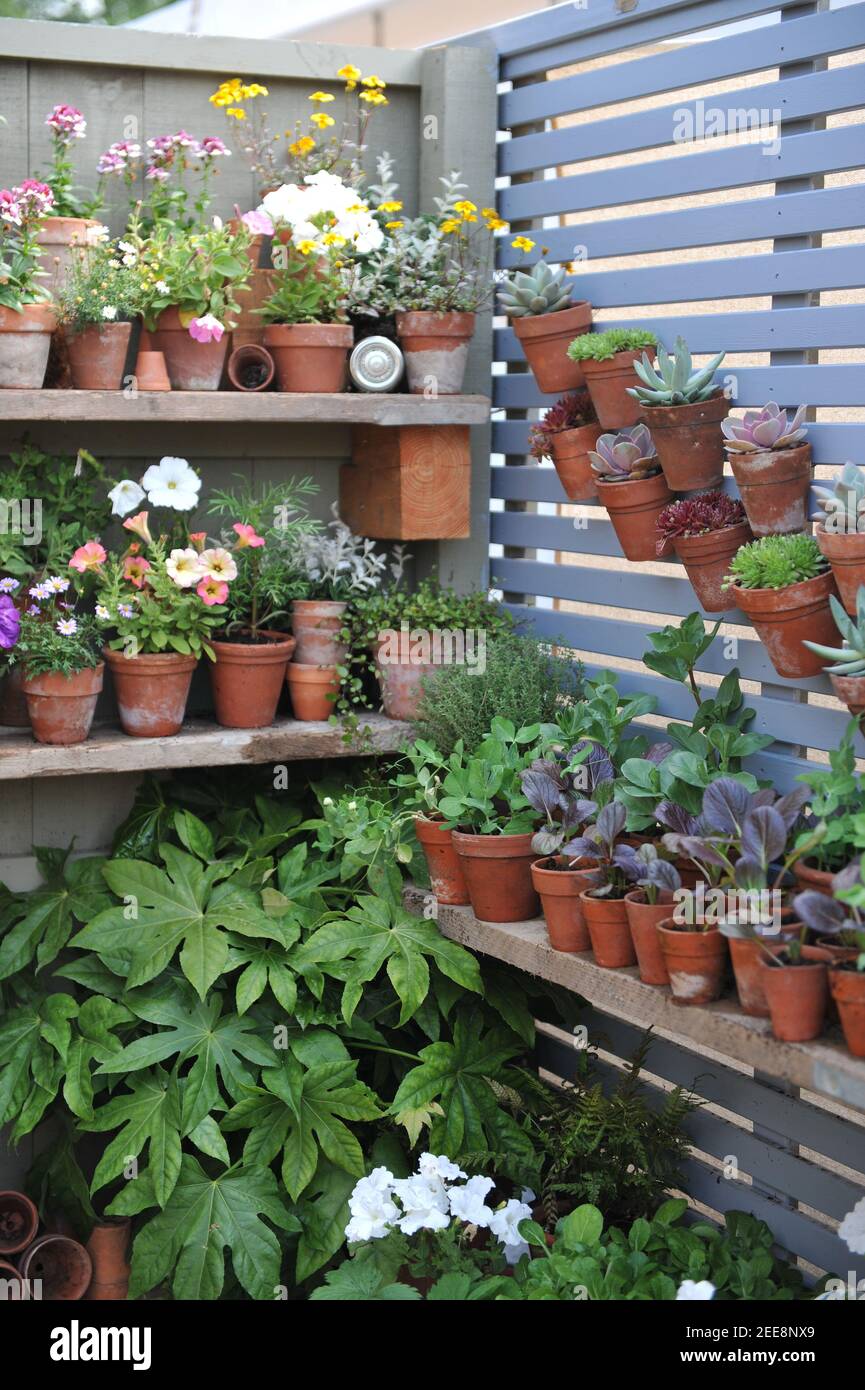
489 1197 533 1263
449 1175 495 1228
107 478 145 517
166 548 204 588
392 1175 450 1235
142 456 201 511
676 1279 716 1301
417 1153 467 1183
839 1197 865 1255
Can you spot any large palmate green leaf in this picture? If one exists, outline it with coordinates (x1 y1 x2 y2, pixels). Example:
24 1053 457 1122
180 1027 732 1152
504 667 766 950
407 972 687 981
81 1066 183 1206
62 995 135 1121
0 847 112 980
0 991 78 1139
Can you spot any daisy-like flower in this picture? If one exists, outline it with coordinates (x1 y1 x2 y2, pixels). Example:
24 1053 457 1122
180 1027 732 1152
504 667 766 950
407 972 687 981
101 305 118 320
166 548 204 589
108 479 146 518
0 577 19 593
142 458 201 511
117 602 136 620
295 239 318 256
47 576 70 593
188 314 224 344
511 235 535 252
29 581 52 600
378 200 402 213
69 541 107 574
233 522 265 549
95 604 111 620
122 511 153 545
56 617 78 636
123 555 152 588
199 547 237 583
196 576 229 606
385 220 403 231
289 136 316 157
310 112 336 130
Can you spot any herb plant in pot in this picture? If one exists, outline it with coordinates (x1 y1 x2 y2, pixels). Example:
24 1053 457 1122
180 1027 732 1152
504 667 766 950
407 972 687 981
56 235 141 389
813 464 865 616
528 390 601 501
722 403 811 536
8 577 103 745
724 534 840 679
0 179 58 387
796 872 865 1056
498 258 592 394
628 337 728 492
589 425 672 562
656 492 751 612
567 328 657 429
564 802 642 967
624 849 682 985
803 587 865 718
392 738 471 905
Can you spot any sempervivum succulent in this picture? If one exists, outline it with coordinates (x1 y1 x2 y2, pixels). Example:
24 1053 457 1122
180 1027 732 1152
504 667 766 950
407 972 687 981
722 403 808 454
656 491 746 549
589 424 658 481
497 259 575 318
528 390 596 460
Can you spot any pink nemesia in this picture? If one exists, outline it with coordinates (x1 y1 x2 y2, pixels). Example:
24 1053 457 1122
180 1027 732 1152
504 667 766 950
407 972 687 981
69 540 107 574
241 208 274 237
45 104 87 142
188 314 224 344
200 136 230 157
122 511 153 545
196 576 229 606
233 522 266 549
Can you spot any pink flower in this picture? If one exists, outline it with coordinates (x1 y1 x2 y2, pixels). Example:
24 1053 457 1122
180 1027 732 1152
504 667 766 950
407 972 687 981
241 208 274 237
233 522 266 549
188 532 207 552
188 314 224 344
123 555 152 588
69 540 107 573
122 511 153 545
45 104 87 142
197 576 229 606
201 136 230 157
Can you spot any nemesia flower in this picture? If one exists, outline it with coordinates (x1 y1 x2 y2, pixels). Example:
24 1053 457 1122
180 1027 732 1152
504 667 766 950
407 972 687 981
0 577 19 593
337 64 362 89
142 457 201 511
46 104 87 142
0 594 20 650
188 314 225 344
166 548 204 588
108 479 146 517
97 140 141 174
232 522 265 549
196 576 229 606
308 91 336 103
200 136 230 156
839 1197 865 1254
676 1280 716 1301
241 208 273 236
310 113 335 130
123 555 152 588
69 540 107 573
199 547 237 582
56 617 78 636
448 1175 495 1228
122 511 153 545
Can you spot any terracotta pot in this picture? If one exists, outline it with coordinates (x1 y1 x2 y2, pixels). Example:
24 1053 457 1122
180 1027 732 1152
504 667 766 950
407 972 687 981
66 321 132 390
731 570 840 678
0 666 31 727
264 322 353 393
452 830 540 922
134 348 171 391
512 302 593 394
758 945 830 1042
209 630 296 728
830 673 865 720
729 444 812 537
672 522 753 613
624 890 674 985
727 922 799 1018
640 392 728 491
18 1233 92 1300
532 857 597 952
657 921 728 1005
291 599 347 666
396 311 475 395
830 967 865 1057
415 816 470 905
227 342 275 391
580 350 643 429
232 267 277 347
228 218 263 269
373 632 435 720
151 306 229 390
105 647 197 737
815 523 865 617
36 215 102 291
0 1259 25 1295
0 1191 39 1254
597 472 673 561
550 423 602 501
85 1219 131 1302
286 662 339 720
22 663 104 746
579 891 637 968
0 302 57 388
793 857 835 898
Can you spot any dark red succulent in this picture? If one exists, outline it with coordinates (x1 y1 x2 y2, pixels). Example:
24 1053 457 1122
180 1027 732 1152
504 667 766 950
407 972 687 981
528 390 596 461
656 490 746 555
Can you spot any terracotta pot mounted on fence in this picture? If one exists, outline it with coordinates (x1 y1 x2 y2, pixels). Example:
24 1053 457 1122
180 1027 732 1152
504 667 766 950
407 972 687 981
640 392 728 492
550 424 602 501
105 648 197 738
830 673 865 720
731 571 840 678
152 307 229 390
729 445 812 537
395 311 475 395
264 323 353 393
452 831 540 923
580 351 643 430
673 522 752 613
0 303 58 388
414 817 470 905
597 472 673 562
579 891 637 968
209 630 296 728
513 302 593 394
286 662 339 720
532 857 596 952
815 523 865 617
22 663 104 746
66 321 132 390
657 922 728 1005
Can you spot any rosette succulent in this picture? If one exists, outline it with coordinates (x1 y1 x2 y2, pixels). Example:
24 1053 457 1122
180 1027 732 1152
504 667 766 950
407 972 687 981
656 491 747 554
722 403 808 455
724 533 826 591
804 590 865 675
627 336 725 408
528 390 596 461
497 260 574 318
589 424 658 482
814 461 865 527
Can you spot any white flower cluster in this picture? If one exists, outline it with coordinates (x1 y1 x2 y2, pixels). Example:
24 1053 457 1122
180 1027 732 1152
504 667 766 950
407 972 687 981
345 1154 534 1265
839 1195 865 1255
296 506 399 596
260 171 384 256
108 457 201 516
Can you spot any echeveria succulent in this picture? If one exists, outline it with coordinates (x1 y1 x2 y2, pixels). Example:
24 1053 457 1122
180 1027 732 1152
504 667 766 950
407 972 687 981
804 589 865 675
497 260 574 318
722 403 808 454
628 336 725 407
589 424 658 481
813 461 865 526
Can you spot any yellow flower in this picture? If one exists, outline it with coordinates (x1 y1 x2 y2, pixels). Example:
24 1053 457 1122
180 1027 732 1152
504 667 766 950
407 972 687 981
511 236 535 252
338 63 362 89
209 78 245 106
296 239 318 255
289 136 316 156
385 220 404 230
359 90 388 106
322 232 346 246
346 202 368 213
453 200 477 217
308 91 335 103
439 218 461 235
485 215 508 231
378 200 403 212
226 107 246 120
361 74 386 89
241 83 268 98
310 112 336 130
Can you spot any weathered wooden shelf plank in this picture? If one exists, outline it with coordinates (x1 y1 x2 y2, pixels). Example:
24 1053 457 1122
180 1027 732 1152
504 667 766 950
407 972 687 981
404 889 865 1117
0 391 491 426
0 714 411 780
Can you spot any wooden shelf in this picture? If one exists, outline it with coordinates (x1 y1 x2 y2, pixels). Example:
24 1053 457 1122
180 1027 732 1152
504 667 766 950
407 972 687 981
404 888 865 1117
0 713 411 780
0 391 490 426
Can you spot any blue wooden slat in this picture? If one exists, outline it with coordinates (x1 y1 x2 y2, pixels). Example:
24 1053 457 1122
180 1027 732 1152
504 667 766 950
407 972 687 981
493 422 865 466
461 0 718 59
494 363 865 410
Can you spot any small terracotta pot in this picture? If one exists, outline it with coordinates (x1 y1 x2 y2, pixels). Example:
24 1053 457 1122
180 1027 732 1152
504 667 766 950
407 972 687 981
550 423 602 501
152 306 229 390
580 890 637 968
264 323 353 393
512 302 593 394
374 632 435 720
0 1259 25 1294
452 830 539 922
657 922 728 1005
731 570 840 678
18 1233 92 1301
396 311 475 395
0 666 31 727
672 522 753 612
727 922 799 1018
22 663 104 746
830 673 865 720
793 857 835 898
0 302 58 388
227 342 275 391
532 857 597 952
105 647 197 737
597 472 673 561
209 630 296 728
134 349 171 391
286 662 339 720
830 967 865 1057
36 215 102 290
66 321 132 390
815 523 865 617
624 890 674 984
86 1219 131 1301
232 267 277 347
729 445 812 537
291 599 347 665
0 1190 39 1254
640 392 728 492
415 816 470 905
758 945 830 1042
580 350 643 429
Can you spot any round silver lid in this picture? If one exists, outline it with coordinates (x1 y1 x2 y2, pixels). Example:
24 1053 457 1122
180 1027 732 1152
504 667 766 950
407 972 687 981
350 335 404 393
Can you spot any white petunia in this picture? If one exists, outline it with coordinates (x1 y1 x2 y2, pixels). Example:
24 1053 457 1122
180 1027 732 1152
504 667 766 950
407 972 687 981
345 1168 399 1242
449 1175 495 1228
392 1175 450 1235
165 548 204 588
839 1197 865 1255
676 1280 716 1301
142 456 201 511
417 1153 467 1183
488 1197 533 1264
107 479 145 517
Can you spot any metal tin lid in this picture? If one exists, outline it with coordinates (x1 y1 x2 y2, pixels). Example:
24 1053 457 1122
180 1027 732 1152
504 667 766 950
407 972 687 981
350 335 404 393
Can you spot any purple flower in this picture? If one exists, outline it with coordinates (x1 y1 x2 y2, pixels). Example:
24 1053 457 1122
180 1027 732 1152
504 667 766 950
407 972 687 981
0 595 20 650
45 104 87 143
200 136 230 157
242 208 274 236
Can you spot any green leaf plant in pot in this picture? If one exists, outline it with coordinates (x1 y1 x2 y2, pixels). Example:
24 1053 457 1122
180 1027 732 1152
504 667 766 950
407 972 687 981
796 862 865 1057
259 240 353 393
627 336 728 492
55 234 142 390
588 423 671 562
813 463 865 616
528 389 601 502
391 736 471 906
567 326 657 429
792 719 864 895
723 533 841 679
560 801 643 969
722 403 811 537
803 585 865 721
498 254 592 394
6 576 103 746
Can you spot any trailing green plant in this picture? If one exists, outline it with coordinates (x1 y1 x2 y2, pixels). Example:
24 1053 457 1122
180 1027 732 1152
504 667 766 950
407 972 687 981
803 589 865 675
722 403 808 455
497 259 575 318
724 533 827 591
436 717 544 834
528 390 596 461
588 424 659 482
627 336 724 408
567 327 657 363
0 445 113 583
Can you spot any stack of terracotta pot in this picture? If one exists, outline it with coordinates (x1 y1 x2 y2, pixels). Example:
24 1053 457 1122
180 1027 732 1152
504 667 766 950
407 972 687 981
0 1191 130 1301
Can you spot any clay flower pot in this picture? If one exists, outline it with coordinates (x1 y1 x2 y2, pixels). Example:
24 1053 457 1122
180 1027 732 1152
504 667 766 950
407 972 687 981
532 857 598 952
597 472 673 562
580 350 643 429
232 268 277 347
105 648 197 737
0 302 58 388
291 599 347 666
209 629 296 728
452 830 540 922
227 342 275 392
815 523 865 617
286 662 339 720
152 306 229 390
513 302 593 394
374 632 435 720
36 215 102 290
673 521 753 613
657 922 728 1005
579 890 637 968
0 1190 39 1254
550 423 602 501
0 666 31 727
19 1233 92 1300
0 1259 25 1294
624 890 674 985
85 1219 131 1302
134 349 171 391
264 323 353 393
640 392 728 491
829 673 865 719
731 570 840 678
66 321 132 390
758 945 830 1042
793 857 835 898
725 918 800 1018
22 663 104 746
415 816 470 905
829 967 865 1057
395 311 475 395
729 444 812 537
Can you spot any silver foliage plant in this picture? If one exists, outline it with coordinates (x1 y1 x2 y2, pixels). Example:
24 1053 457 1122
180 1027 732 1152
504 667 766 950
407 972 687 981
294 502 409 599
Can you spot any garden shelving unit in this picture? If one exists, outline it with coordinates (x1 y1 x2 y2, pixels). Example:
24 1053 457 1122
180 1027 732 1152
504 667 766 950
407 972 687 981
0 391 491 426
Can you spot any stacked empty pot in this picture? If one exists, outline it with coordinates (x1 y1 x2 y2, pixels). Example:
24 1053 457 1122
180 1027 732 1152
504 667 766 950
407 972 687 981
0 1190 106 1300
288 600 346 720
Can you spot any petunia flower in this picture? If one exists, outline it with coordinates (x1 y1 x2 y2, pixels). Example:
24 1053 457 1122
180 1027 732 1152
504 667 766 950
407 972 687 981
241 208 274 236
69 540 107 573
122 511 153 545
108 479 146 517
196 576 229 606
448 1175 495 1228
142 457 201 511
232 522 265 549
391 1175 450 1235
199 546 237 582
0 594 21 650
188 532 207 552
123 556 152 588
188 314 224 344
166 548 204 588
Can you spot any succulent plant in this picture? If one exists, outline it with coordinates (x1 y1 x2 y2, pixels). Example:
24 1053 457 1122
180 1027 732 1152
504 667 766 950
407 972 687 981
656 491 746 552
723 533 826 591
567 326 656 363
813 461 865 528
589 424 658 482
804 589 865 675
722 403 808 454
497 259 575 318
528 390 596 461
627 336 725 408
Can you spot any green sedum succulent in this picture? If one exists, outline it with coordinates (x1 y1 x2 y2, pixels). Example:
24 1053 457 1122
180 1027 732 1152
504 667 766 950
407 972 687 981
723 533 827 591
804 588 865 675
567 326 656 362
628 335 725 407
497 259 575 318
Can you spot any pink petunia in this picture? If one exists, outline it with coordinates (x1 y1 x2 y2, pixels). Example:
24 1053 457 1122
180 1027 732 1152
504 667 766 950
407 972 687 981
188 314 224 344
69 540 107 573
122 511 153 545
233 522 266 549
241 208 274 237
196 576 229 606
